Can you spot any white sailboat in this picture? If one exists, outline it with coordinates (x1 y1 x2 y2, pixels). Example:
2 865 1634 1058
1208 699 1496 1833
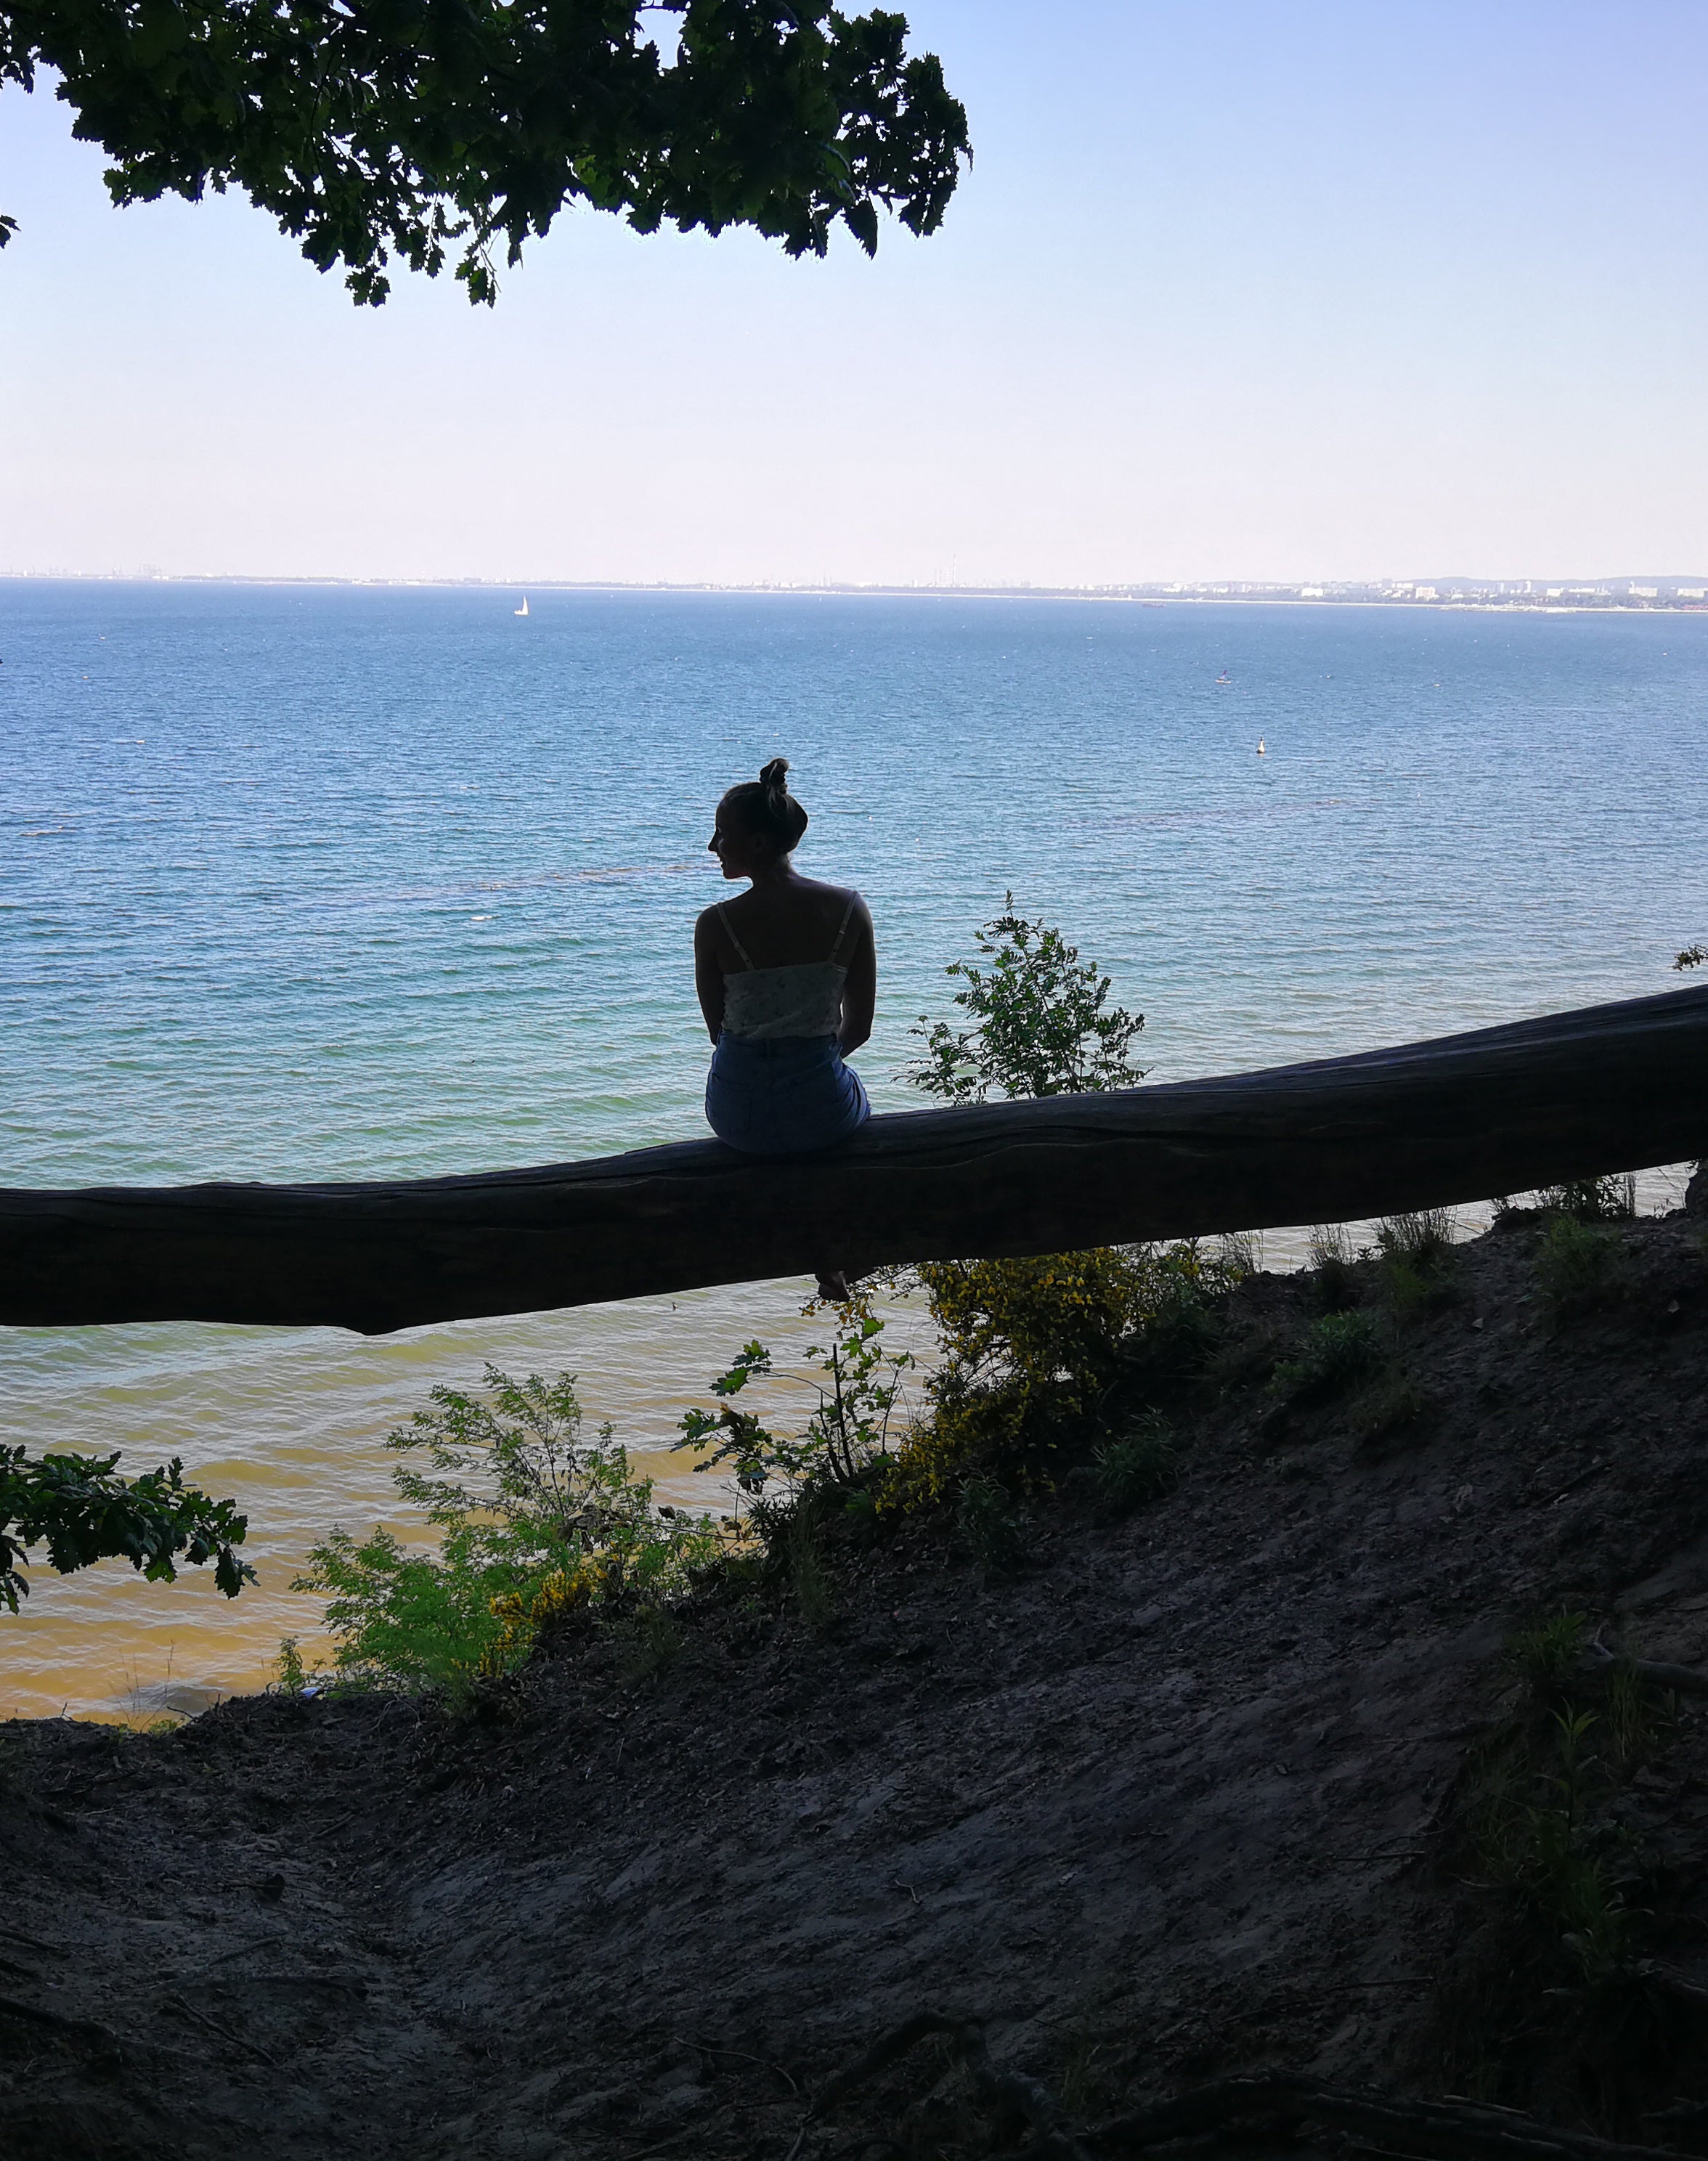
1256 737 1266 756
514 596 530 617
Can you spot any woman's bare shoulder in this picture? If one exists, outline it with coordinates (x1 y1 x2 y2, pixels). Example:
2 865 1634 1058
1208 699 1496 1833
797 874 869 911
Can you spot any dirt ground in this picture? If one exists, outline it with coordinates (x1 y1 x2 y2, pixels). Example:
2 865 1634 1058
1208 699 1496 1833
5 1208 1708 2160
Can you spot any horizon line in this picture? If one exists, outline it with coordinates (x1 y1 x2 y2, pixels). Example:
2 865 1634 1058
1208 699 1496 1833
6 571 1708 599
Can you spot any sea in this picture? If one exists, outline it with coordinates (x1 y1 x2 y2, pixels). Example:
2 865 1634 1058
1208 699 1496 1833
4 580 1707 1720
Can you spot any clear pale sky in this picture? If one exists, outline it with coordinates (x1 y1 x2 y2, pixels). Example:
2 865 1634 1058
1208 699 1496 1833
4 1 1705 586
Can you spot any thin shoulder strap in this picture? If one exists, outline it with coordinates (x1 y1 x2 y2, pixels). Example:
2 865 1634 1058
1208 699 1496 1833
717 902 755 969
828 892 858 963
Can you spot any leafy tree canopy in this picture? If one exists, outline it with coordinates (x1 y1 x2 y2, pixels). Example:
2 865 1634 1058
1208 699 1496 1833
0 0 970 301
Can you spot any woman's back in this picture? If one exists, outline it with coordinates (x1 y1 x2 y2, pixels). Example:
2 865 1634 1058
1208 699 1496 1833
715 888 858 1043
702 874 861 974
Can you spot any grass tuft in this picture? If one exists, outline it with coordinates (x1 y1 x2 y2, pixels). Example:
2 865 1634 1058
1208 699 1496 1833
784 1512 838 1633
1535 1215 1628 1321
1353 1362 1429 1443
1306 1223 1362 1313
956 1474 1025 1581
614 1606 683 1687
1508 1609 1590 1700
1376 1209 1460 1316
1274 1309 1385 1402
1537 1175 1637 1223
1091 1415 1179 1517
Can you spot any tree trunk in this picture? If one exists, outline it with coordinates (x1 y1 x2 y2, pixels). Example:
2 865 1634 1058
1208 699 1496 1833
4 986 1706 1336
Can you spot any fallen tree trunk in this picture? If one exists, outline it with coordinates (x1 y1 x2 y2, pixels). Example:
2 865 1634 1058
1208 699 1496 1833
3 985 1706 1336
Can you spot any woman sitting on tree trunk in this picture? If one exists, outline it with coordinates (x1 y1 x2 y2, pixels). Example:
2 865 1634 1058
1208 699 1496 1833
694 761 874 1298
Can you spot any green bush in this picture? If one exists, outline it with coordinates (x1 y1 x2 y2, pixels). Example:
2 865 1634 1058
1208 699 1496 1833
297 1365 718 1699
1 1446 255 1613
885 1241 1235 1508
905 893 1147 1104
882 902 1235 1507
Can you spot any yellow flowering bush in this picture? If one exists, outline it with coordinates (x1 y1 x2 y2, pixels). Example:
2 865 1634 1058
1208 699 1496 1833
882 1242 1237 1512
297 1367 720 1699
479 1555 611 1677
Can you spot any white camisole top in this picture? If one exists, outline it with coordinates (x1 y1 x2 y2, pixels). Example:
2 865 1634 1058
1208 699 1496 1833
719 896 858 1042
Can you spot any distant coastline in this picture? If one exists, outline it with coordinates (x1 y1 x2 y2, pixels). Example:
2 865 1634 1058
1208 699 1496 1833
5 571 1708 614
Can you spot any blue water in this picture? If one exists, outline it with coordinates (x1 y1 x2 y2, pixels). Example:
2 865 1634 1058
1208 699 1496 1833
9 583 1708 1182
4 580 1707 1716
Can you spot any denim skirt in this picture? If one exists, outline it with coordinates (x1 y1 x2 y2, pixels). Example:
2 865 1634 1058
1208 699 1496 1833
704 1033 871 1156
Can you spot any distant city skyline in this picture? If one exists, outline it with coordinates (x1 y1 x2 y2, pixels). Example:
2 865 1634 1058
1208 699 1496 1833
8 571 1708 609
5 1 1707 587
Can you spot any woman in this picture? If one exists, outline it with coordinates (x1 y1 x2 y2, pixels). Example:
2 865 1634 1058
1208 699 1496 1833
696 759 874 1161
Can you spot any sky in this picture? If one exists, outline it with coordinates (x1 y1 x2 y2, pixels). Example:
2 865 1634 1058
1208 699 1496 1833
3 1 1707 587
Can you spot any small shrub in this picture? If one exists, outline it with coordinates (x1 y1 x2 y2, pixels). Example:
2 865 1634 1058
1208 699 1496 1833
1535 1216 1627 1319
1468 1624 1659 1993
884 1242 1234 1510
904 895 1147 1104
1273 1309 1385 1403
1537 1175 1636 1223
957 1474 1025 1580
1091 1415 1178 1517
678 1287 915 1501
274 1636 308 1698
298 1366 718 1700
888 900 1206 1510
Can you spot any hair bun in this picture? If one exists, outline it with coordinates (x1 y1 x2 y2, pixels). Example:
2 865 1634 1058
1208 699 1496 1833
720 759 808 853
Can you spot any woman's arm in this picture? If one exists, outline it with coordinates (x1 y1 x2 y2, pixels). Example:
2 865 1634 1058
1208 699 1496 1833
694 911 725 1045
838 898 877 1056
